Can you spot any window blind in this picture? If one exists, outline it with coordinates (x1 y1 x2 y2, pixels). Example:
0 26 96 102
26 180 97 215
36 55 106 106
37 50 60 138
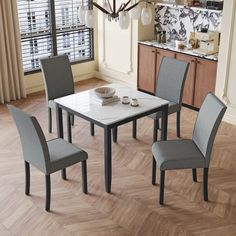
17 0 93 73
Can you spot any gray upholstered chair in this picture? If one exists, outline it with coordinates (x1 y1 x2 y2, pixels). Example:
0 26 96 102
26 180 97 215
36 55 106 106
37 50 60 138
8 105 88 211
152 93 227 205
112 57 189 143
149 57 189 138
40 54 94 135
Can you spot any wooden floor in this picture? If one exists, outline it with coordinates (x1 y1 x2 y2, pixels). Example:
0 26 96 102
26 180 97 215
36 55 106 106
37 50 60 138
0 78 236 236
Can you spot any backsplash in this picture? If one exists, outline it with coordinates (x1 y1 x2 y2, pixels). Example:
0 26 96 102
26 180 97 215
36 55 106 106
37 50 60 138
154 5 222 42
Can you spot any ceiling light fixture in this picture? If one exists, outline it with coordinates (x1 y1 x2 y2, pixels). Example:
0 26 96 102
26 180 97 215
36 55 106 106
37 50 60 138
78 0 154 29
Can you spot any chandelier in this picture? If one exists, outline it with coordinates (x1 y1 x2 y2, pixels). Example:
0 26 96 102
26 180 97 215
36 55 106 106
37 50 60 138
78 0 154 29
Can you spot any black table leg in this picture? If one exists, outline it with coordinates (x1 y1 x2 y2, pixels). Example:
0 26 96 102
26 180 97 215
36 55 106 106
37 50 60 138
56 105 64 139
132 120 137 139
55 106 66 179
152 118 159 185
104 127 112 193
112 127 117 143
67 112 72 143
161 104 168 141
153 119 158 143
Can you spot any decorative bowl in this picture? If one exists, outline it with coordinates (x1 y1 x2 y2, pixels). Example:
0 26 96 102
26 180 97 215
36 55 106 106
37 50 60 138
94 87 116 98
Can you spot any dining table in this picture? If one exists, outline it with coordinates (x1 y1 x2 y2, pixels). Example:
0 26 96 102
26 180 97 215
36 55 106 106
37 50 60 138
55 83 169 193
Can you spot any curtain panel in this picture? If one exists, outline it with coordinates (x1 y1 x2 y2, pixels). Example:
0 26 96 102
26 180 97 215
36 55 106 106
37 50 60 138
0 0 26 104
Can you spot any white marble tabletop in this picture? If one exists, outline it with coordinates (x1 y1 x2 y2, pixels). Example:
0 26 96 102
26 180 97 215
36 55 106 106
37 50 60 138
54 84 169 125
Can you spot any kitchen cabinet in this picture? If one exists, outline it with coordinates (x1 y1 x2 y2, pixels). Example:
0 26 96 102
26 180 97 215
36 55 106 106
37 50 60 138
138 43 218 108
138 45 156 94
194 58 217 108
138 44 175 94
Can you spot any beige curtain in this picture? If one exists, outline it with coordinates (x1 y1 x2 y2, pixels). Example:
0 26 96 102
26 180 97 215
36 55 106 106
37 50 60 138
0 0 26 104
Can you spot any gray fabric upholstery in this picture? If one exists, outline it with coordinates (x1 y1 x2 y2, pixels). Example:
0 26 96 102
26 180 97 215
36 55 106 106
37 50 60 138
155 57 189 104
149 102 180 120
152 140 205 170
193 93 227 166
8 105 88 175
48 138 87 173
40 54 74 102
8 105 51 174
149 57 189 122
152 93 227 171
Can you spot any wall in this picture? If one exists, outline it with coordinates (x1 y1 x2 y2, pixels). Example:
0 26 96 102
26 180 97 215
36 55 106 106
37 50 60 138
96 2 155 88
215 0 236 125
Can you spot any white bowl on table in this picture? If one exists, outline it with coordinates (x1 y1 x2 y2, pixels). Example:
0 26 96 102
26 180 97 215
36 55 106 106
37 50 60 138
94 87 116 98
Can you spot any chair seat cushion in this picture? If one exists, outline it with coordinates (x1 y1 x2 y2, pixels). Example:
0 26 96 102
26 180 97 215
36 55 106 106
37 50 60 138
149 101 180 120
47 138 88 173
152 140 206 171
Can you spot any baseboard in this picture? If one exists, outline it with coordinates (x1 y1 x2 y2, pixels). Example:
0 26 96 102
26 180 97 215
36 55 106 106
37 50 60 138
224 113 236 126
95 71 137 88
26 72 96 95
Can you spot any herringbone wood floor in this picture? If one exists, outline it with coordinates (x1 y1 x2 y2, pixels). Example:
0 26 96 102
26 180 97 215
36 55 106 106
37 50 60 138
0 78 236 236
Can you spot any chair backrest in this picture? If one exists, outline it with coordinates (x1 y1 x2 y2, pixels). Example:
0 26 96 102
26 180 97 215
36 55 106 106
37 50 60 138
40 54 74 101
8 105 50 174
193 93 227 166
156 57 189 105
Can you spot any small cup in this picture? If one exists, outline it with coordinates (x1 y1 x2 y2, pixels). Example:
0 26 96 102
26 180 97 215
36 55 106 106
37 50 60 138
130 98 139 107
122 96 130 104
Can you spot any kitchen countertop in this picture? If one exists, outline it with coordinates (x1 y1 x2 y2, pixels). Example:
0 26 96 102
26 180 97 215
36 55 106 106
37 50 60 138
139 40 218 61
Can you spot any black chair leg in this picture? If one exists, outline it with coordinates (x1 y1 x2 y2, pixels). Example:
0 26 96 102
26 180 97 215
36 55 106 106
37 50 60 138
70 114 74 126
67 113 72 143
192 168 197 182
153 119 158 142
62 168 67 180
132 120 137 139
82 161 88 194
48 107 52 133
177 111 181 138
112 127 117 143
25 161 30 195
152 157 156 185
90 122 95 136
203 168 209 201
159 170 165 205
45 175 51 211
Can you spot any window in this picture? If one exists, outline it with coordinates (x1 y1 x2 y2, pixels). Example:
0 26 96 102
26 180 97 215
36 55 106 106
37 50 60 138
27 12 36 31
61 8 69 26
78 31 85 45
78 49 85 57
63 33 70 48
30 39 38 54
31 58 39 68
45 10 49 28
47 36 51 52
17 0 93 73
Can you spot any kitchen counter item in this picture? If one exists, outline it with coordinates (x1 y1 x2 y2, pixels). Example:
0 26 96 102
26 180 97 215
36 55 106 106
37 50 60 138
175 40 186 49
